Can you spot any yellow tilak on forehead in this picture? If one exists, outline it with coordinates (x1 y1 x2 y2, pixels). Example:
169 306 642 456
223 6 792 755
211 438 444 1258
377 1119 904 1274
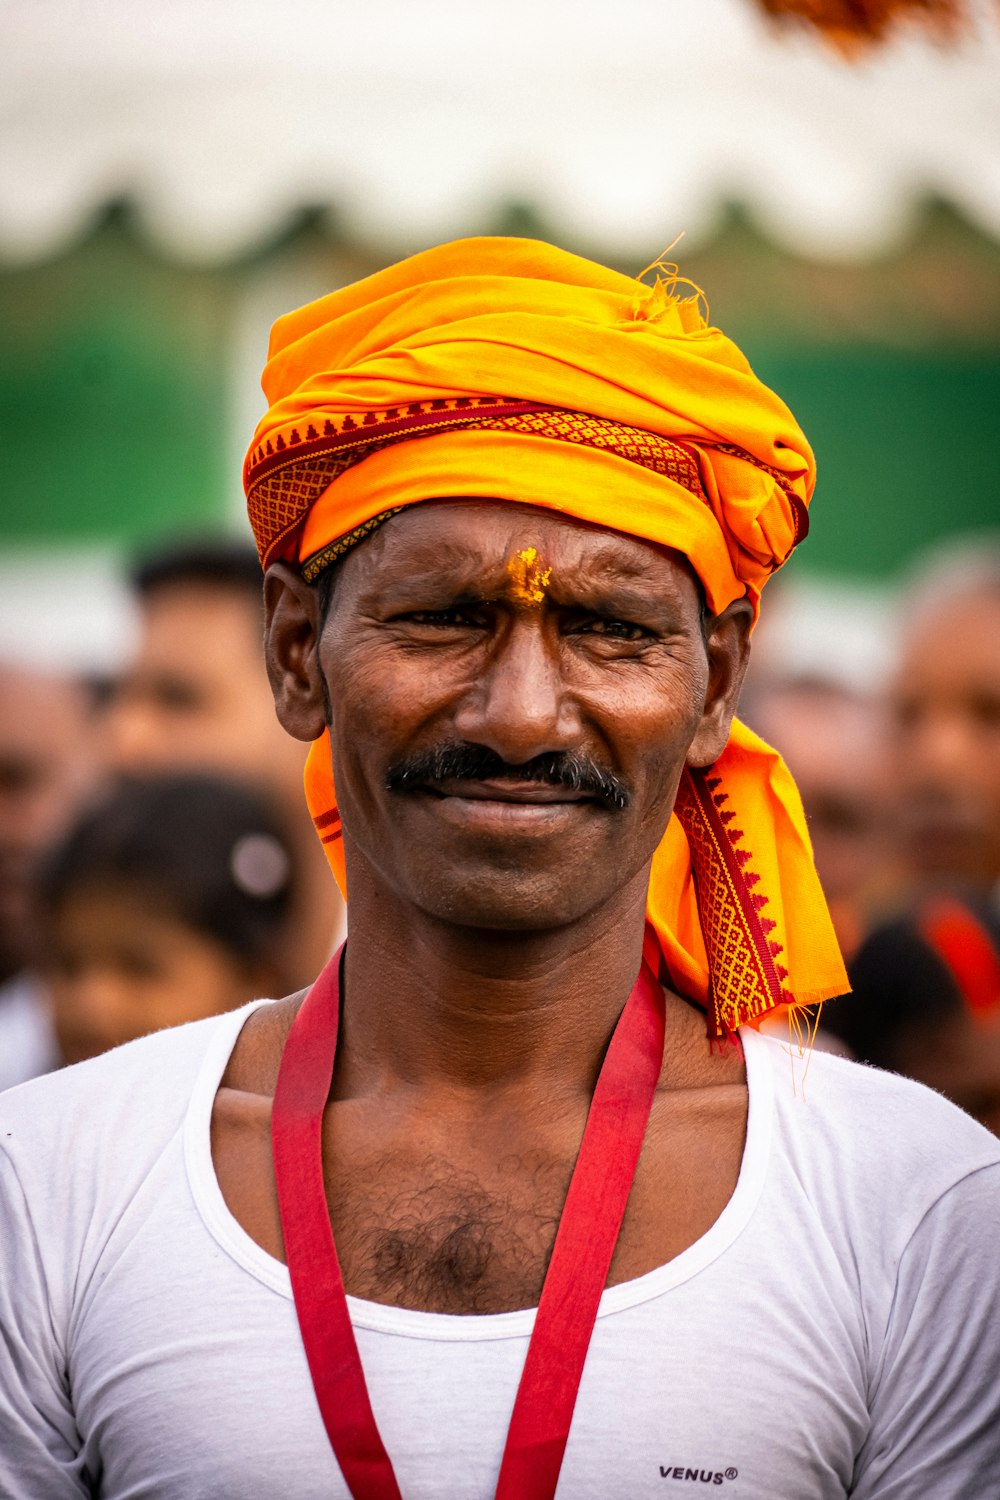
506 547 552 606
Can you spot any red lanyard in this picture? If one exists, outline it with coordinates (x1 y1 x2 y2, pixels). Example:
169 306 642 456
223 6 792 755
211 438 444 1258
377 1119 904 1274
271 946 666 1500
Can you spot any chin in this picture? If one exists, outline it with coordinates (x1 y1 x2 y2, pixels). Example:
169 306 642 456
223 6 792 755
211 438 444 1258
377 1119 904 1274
407 869 610 934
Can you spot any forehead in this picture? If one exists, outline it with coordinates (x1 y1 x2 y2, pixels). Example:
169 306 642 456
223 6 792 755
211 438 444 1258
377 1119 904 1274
340 499 701 598
896 590 1000 686
139 585 263 660
754 688 885 782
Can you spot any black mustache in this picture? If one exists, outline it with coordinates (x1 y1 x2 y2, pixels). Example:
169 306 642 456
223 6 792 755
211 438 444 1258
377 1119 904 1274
385 742 630 811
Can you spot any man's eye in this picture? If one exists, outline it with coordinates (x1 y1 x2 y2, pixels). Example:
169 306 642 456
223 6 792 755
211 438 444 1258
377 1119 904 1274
578 618 648 642
402 609 482 627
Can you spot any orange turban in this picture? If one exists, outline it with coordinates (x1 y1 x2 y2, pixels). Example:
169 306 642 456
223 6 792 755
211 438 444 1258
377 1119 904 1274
245 237 847 1037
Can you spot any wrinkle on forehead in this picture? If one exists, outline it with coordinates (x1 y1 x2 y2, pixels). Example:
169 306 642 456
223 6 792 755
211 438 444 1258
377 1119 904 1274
345 500 702 611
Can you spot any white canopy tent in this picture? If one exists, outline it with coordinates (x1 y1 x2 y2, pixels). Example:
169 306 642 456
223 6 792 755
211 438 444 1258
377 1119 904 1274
2 0 999 265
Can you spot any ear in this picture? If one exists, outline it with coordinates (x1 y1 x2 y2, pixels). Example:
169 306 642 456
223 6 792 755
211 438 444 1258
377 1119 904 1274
263 563 328 743
686 598 754 768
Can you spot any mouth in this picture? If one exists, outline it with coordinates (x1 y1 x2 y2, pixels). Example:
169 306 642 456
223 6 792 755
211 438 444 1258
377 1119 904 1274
384 742 631 814
424 778 595 805
404 778 603 834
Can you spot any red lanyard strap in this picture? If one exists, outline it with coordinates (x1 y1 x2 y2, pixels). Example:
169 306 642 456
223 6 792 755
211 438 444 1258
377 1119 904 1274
272 946 666 1500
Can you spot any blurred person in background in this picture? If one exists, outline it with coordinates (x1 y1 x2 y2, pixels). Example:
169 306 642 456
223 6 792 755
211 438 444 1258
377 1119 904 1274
890 538 1000 902
823 892 1000 1135
103 540 344 985
0 662 99 1089
746 676 891 962
38 772 295 1066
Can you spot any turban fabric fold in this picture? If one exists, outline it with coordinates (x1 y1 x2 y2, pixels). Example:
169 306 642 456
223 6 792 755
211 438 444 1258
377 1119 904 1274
246 237 848 1037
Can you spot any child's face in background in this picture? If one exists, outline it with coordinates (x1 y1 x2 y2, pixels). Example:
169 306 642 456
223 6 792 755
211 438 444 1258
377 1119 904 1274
42 885 265 1066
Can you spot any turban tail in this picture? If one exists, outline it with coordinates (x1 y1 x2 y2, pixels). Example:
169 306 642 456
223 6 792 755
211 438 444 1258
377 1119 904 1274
248 238 848 1037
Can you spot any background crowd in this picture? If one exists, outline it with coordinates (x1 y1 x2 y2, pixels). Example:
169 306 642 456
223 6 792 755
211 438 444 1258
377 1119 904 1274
2 530 998 1131
1 0 998 1131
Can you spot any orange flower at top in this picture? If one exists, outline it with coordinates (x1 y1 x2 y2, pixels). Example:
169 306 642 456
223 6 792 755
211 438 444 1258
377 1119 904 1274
756 0 968 51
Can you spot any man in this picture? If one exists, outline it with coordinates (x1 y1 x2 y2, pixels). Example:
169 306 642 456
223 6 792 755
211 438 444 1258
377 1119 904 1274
104 540 343 987
889 542 1000 898
0 662 97 1089
747 676 890 960
2 239 998 1498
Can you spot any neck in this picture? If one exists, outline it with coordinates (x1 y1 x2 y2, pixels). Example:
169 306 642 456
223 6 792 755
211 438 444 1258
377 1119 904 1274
336 870 651 1100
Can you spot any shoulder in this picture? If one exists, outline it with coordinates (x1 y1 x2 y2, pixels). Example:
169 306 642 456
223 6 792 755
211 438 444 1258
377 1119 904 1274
749 1027 1000 1167
0 1002 273 1199
746 1030 1000 1252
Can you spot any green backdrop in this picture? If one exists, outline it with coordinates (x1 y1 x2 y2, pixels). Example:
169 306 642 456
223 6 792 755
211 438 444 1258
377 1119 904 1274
2 200 997 578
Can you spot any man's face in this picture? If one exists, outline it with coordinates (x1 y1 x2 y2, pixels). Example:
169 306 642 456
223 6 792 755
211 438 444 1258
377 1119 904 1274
104 583 307 805
891 589 1000 887
751 686 889 905
300 501 744 933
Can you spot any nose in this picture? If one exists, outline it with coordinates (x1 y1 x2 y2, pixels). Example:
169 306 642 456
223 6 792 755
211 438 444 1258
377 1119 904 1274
901 706 975 788
102 693 162 774
452 615 581 765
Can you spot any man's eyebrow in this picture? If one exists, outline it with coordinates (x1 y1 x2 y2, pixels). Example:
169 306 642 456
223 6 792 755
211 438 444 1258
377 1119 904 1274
564 585 689 628
553 558 689 614
365 543 688 611
369 563 499 603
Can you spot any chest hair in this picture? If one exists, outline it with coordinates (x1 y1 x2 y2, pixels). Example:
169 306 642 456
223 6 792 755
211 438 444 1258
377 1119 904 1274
330 1151 568 1313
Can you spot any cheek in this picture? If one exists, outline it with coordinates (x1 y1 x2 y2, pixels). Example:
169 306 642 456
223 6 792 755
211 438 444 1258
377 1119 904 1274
599 664 707 766
584 682 706 850
327 645 472 785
